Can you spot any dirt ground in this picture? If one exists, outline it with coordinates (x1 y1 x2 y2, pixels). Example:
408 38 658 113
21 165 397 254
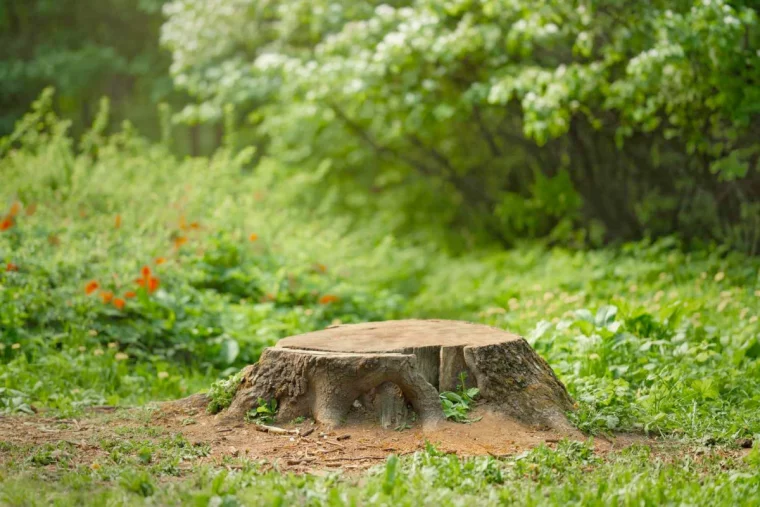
0 395 658 475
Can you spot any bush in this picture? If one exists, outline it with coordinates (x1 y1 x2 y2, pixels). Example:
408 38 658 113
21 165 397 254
163 0 760 251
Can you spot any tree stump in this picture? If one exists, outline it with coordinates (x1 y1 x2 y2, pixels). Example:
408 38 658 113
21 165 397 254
223 320 575 431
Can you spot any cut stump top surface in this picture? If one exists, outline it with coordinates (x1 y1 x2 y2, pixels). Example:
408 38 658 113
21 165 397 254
276 319 521 353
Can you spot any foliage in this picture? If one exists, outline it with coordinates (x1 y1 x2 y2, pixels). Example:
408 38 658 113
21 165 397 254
3 93 760 501
439 372 481 423
163 0 760 251
3 439 760 505
0 0 176 139
3 97 760 438
245 398 278 424
206 371 244 415
0 95 404 414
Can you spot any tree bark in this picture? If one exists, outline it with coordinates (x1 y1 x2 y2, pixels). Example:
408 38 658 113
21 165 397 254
221 320 575 431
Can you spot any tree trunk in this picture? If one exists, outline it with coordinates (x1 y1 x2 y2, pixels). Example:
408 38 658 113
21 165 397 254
222 320 575 431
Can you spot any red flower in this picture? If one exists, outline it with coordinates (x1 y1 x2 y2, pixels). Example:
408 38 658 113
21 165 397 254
124 291 137 299
6 263 18 272
0 217 12 231
100 291 114 304
148 277 160 293
85 281 100 295
318 294 340 305
141 266 151 278
113 298 126 310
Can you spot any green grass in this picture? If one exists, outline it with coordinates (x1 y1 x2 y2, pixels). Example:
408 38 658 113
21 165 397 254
2 99 760 504
2 441 759 505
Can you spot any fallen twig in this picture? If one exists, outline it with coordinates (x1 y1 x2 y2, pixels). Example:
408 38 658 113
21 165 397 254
287 457 316 465
254 424 300 435
323 456 381 462
318 447 343 455
87 406 121 412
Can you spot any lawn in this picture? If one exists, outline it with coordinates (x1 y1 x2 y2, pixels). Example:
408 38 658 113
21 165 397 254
2 105 760 505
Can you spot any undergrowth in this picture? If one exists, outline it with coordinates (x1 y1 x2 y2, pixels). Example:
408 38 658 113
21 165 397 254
439 373 481 423
2 94 760 503
206 371 244 415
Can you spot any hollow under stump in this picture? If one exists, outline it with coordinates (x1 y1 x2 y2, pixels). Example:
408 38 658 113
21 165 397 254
222 319 575 431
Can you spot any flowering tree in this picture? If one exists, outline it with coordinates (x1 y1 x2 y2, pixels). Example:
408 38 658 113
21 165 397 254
163 0 760 249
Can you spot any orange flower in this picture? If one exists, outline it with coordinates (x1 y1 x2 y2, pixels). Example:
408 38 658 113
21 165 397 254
85 281 100 295
114 214 122 229
124 291 137 299
113 298 126 310
148 277 160 293
6 263 18 272
189 222 201 230
135 277 146 287
174 236 188 249
8 202 21 217
100 291 114 304
318 294 340 305
249 233 259 242
141 266 151 278
0 217 12 231
155 257 167 265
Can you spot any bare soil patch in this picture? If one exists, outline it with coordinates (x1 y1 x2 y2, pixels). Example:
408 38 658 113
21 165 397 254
0 395 650 476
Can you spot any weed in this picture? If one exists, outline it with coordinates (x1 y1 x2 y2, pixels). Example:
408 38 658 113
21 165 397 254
118 469 155 497
245 398 278 424
206 371 244 414
440 373 481 423
2 98 760 502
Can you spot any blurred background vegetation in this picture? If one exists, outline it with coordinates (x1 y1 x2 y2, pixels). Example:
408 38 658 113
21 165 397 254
2 0 759 252
2 4 760 501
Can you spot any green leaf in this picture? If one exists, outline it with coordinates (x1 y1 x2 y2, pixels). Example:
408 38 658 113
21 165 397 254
595 305 618 328
218 339 240 365
571 320 595 336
